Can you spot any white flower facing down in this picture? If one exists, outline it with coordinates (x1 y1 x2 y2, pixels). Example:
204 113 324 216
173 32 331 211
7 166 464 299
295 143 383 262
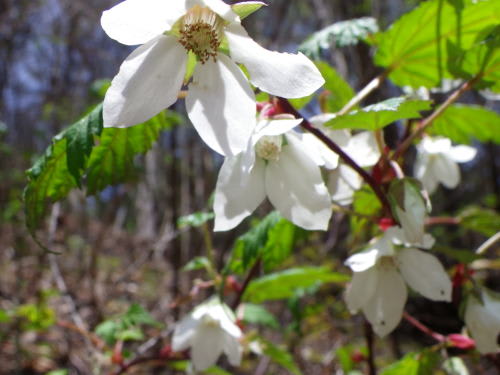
414 136 477 194
301 114 380 205
213 118 332 231
345 227 451 337
101 0 325 156
172 299 242 371
464 288 500 354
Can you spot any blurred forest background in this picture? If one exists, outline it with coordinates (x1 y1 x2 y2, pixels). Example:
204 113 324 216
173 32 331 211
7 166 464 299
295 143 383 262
0 0 499 374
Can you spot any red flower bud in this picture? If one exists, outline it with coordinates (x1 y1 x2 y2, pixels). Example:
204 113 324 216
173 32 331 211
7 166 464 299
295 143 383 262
378 217 395 231
447 334 475 350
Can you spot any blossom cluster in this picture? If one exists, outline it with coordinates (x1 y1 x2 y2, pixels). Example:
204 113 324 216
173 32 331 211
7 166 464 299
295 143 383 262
100 0 497 370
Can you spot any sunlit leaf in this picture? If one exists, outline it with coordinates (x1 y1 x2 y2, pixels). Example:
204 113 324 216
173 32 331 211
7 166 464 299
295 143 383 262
459 206 500 237
231 1 266 19
241 303 279 329
316 62 356 112
375 0 500 88
300 18 378 59
380 350 439 375
177 212 214 229
183 256 211 271
325 97 431 131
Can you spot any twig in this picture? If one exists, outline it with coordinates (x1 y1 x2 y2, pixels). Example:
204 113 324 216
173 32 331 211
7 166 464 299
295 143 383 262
425 216 460 226
364 320 377 375
337 71 389 116
403 311 445 343
393 77 479 160
231 258 262 310
277 98 393 217
476 231 500 255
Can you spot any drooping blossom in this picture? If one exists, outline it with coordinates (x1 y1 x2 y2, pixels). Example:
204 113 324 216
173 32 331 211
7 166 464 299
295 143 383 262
345 227 451 337
464 288 500 354
101 0 324 156
213 116 332 231
414 136 476 194
172 298 242 371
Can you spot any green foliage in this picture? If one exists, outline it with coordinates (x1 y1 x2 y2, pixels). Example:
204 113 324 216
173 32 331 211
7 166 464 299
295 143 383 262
379 350 439 375
229 211 297 273
183 256 211 272
350 187 382 237
45 371 69 375
430 104 500 144
177 212 214 229
243 267 348 303
95 303 162 345
241 303 279 329
449 28 500 91
375 0 500 87
231 1 266 19
433 245 480 264
459 206 500 237
299 17 379 59
255 337 303 375
316 62 356 113
17 296 56 332
24 108 178 230
325 97 432 131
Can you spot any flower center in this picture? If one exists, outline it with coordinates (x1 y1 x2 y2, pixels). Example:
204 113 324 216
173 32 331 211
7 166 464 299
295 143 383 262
178 6 224 64
255 136 283 162
201 314 220 327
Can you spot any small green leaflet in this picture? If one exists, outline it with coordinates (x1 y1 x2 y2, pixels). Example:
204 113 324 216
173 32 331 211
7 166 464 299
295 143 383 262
243 267 349 303
231 1 266 20
379 350 439 375
182 256 211 272
459 206 500 237
254 336 303 375
324 97 431 131
430 104 500 144
177 211 214 229
299 17 378 59
375 0 500 88
241 303 279 329
316 62 356 113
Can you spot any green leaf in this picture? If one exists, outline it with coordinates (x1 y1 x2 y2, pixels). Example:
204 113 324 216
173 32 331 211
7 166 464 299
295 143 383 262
289 93 314 110
243 267 349 303
432 245 480 264
257 337 303 375
177 212 214 229
430 104 500 144
316 62 356 112
350 187 381 238
122 303 161 328
183 256 211 271
449 28 500 91
299 17 379 59
24 138 78 230
116 327 144 342
231 1 266 19
0 309 11 323
63 104 103 185
459 206 500 237
380 350 439 375
95 320 119 345
325 97 432 131
375 0 500 88
241 303 279 329
261 218 296 272
86 111 177 194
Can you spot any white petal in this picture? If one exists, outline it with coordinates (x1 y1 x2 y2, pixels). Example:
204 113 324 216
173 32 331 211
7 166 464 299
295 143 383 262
432 155 460 189
446 145 477 163
301 133 339 169
265 134 332 230
329 164 362 205
345 267 378 313
343 132 380 167
465 292 500 354
225 23 324 98
223 332 243 366
309 113 337 127
191 325 225 370
254 118 303 138
345 249 381 273
363 264 407 337
421 137 451 154
104 35 187 127
190 0 240 23
186 54 256 156
101 0 185 45
172 314 198 352
213 156 266 231
397 248 452 302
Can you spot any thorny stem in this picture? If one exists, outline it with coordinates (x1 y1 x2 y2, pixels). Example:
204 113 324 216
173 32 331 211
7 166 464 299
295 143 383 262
231 258 262 310
277 98 393 218
337 71 389 116
403 311 445 343
393 76 480 160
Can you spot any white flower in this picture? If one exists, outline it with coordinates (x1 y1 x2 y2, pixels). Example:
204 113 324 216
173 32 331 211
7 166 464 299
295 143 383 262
213 117 332 231
172 298 243 371
101 0 324 156
464 288 500 354
345 227 451 337
414 137 476 194
301 114 380 205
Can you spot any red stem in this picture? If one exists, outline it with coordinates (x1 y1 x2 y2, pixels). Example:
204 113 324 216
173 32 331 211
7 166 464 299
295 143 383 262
403 311 445 343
